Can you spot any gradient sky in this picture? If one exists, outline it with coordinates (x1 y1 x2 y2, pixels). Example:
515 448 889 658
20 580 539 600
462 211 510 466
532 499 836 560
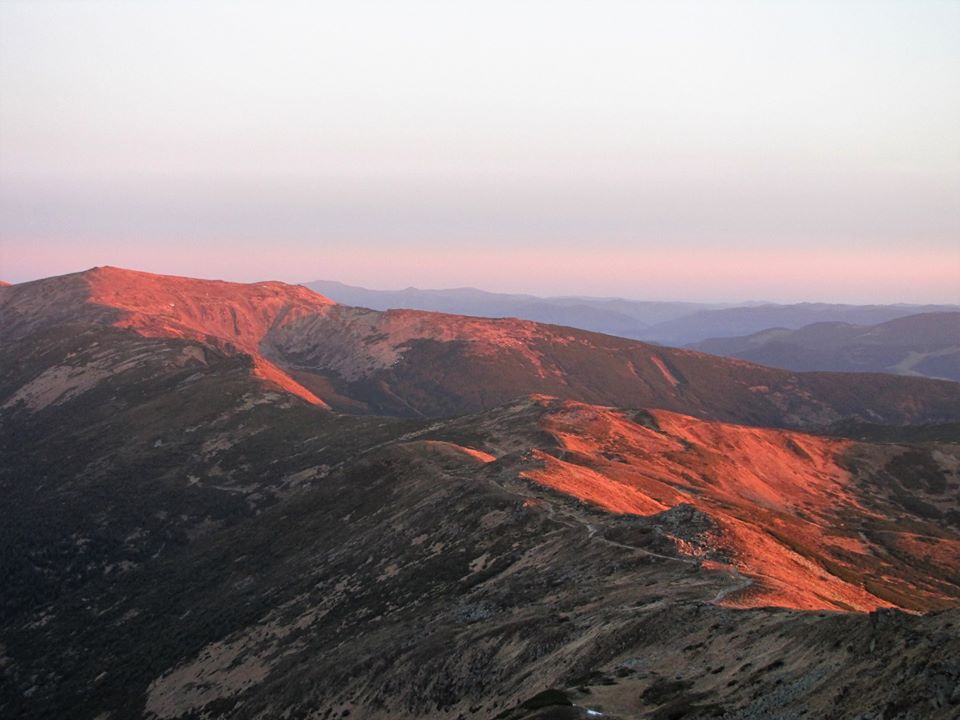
1 1 958 302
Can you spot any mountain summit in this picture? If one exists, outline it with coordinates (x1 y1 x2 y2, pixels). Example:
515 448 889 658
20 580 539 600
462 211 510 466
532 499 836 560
2 266 336 406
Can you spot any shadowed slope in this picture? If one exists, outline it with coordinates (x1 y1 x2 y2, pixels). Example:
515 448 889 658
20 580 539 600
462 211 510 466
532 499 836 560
4 378 959 717
268 292 960 427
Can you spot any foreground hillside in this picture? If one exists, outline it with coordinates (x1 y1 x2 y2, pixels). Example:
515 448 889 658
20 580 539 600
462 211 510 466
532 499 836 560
2 385 959 717
693 312 960 381
2 267 960 719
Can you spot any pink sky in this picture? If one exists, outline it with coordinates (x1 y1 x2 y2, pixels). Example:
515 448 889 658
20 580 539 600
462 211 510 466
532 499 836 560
3 239 957 304
2 2 958 303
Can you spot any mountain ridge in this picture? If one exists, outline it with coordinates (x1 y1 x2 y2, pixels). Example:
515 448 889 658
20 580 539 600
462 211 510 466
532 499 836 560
5 266 960 429
306 277 960 346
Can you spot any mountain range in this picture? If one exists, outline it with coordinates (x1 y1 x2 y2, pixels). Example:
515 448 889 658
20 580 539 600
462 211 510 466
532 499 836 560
306 278 959 347
2 267 959 719
692 312 960 381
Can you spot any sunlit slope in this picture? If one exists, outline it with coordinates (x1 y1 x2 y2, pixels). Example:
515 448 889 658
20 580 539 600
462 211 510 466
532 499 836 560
436 397 960 612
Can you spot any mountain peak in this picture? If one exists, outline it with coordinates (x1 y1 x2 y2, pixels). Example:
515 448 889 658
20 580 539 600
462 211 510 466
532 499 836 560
2 267 337 406
83 265 333 300
74 266 330 352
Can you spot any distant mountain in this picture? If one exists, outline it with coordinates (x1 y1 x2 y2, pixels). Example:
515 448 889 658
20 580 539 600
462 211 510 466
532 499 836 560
693 312 960 381
305 278 715 339
642 302 960 345
305 279 960 347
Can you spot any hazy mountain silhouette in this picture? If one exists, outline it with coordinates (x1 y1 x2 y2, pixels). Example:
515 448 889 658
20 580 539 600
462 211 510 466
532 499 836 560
306 278 959 347
693 312 960 381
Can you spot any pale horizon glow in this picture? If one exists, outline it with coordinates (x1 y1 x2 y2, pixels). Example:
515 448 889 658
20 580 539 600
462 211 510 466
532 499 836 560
1 1 958 303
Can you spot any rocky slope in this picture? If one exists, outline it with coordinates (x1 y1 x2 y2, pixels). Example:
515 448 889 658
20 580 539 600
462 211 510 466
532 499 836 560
2 383 958 719
2 267 960 719
442 397 960 612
